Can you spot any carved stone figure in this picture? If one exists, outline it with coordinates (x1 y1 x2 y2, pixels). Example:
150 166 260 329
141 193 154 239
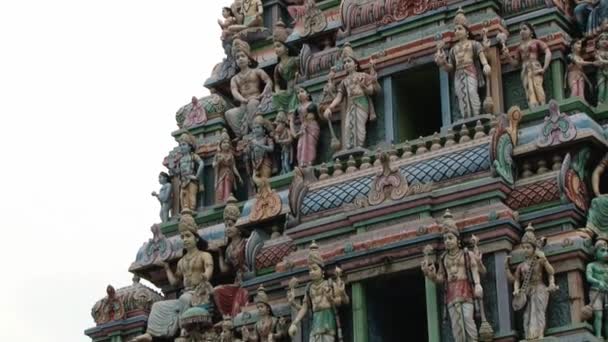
596 32 608 105
506 224 558 340
129 214 214 342
323 43 381 150
219 7 238 42
241 286 288 341
183 96 209 129
435 9 491 119
288 241 349 342
574 0 608 36
214 197 250 317
177 133 204 213
567 39 594 100
228 0 263 32
273 111 293 175
421 210 488 342
587 153 608 238
151 172 173 223
272 21 299 116
501 22 552 108
225 39 273 138
245 115 275 180
214 129 243 204
584 239 608 339
92 285 126 325
291 87 320 167
250 176 282 223
220 315 243 342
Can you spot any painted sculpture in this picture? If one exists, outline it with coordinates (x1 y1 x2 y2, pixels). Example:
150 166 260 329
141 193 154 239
219 315 243 342
566 39 594 100
501 22 552 108
588 153 608 238
288 241 349 342
291 87 320 167
151 171 172 223
225 39 273 138
245 115 275 180
421 210 489 342
435 9 491 119
177 133 204 213
574 0 608 36
596 32 608 105
241 286 288 341
272 21 300 116
273 111 293 175
323 43 380 150
219 7 238 42
584 239 608 339
506 224 558 340
214 129 243 204
214 196 250 317
129 214 214 342
227 0 264 34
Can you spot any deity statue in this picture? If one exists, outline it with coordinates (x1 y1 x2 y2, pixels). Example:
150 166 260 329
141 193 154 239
273 111 293 175
272 21 299 116
584 239 608 339
241 286 288 341
92 285 126 324
219 7 238 42
183 96 208 129
245 115 275 180
567 39 594 100
213 129 243 204
501 22 552 108
225 39 273 138
177 133 204 213
574 0 608 36
233 0 263 30
129 214 214 342
214 196 250 317
506 224 558 340
151 171 173 223
291 87 320 167
323 43 380 150
421 210 488 342
596 32 608 105
587 153 608 238
219 315 243 342
288 241 349 342
435 9 491 119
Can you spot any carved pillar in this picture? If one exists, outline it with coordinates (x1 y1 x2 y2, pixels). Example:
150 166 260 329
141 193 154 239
568 271 585 323
439 70 452 128
550 59 565 101
493 251 515 336
487 47 504 114
425 278 440 342
352 282 369 342
383 76 395 144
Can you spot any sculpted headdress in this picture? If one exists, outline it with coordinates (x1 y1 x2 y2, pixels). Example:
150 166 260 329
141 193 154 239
254 285 270 305
453 7 470 31
223 195 241 224
521 223 537 246
440 209 459 238
308 240 325 268
178 132 197 149
232 38 258 67
178 213 199 236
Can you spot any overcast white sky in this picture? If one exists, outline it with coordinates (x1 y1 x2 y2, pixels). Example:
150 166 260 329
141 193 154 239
0 1 226 341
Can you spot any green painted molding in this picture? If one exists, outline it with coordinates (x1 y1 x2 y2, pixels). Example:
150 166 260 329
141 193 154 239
550 60 565 101
351 282 369 342
293 225 356 246
425 278 441 342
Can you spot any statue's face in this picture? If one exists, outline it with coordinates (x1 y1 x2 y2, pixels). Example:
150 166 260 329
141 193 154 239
159 174 168 184
256 302 270 316
309 263 323 280
573 40 583 53
274 41 287 57
443 232 459 251
344 57 356 73
252 123 264 137
600 34 608 49
236 51 249 69
597 243 608 261
454 24 467 41
226 223 240 239
297 88 309 102
181 230 197 249
221 140 231 152
522 242 535 257
179 141 192 154
222 8 230 18
520 24 531 40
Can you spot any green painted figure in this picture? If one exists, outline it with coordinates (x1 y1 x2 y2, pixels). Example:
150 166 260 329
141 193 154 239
586 239 608 339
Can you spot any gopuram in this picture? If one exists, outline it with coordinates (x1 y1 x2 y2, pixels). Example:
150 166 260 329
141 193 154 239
86 0 608 341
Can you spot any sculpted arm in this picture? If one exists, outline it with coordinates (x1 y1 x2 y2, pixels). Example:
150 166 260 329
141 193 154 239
468 251 483 297
162 261 181 287
513 265 522 294
477 47 492 75
231 77 248 104
203 252 214 280
257 69 273 97
195 155 204 180
159 183 172 202
540 40 552 72
218 248 230 273
587 263 602 288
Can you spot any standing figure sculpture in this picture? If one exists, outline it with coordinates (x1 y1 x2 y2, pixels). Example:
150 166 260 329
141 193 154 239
596 33 608 105
177 133 204 213
219 315 243 342
129 214 214 342
291 87 320 167
323 43 380 150
288 241 349 342
421 210 487 342
272 21 300 116
435 9 491 119
587 153 608 238
225 39 273 138
214 129 243 204
214 196 250 317
584 239 608 339
241 286 288 341
245 115 275 180
151 171 173 223
273 111 293 175
506 224 558 340
501 22 552 108
567 39 594 100
574 0 608 36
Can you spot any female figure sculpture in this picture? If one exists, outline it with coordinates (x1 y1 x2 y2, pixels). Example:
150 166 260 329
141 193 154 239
507 224 558 340
272 21 300 116
241 286 288 341
213 129 243 204
273 111 293 175
566 39 594 100
291 87 320 167
502 22 552 108
323 43 380 150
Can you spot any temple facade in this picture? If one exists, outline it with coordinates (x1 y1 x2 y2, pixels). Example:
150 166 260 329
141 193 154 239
85 0 608 341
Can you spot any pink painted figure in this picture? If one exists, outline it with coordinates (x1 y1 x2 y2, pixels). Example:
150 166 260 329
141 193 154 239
567 39 594 100
183 96 208 128
213 129 243 204
290 87 320 167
